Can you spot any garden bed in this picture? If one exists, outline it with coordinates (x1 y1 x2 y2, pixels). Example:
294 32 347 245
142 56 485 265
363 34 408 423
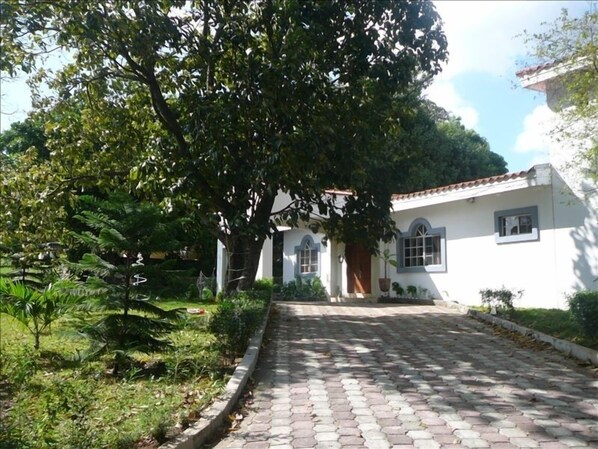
0 299 229 449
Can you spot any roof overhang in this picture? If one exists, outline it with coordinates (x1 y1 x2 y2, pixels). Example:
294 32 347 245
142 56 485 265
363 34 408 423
517 58 590 92
391 164 552 212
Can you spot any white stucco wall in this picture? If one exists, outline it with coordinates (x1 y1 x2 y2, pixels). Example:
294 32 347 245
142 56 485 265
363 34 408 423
281 229 334 295
256 236 273 280
388 179 597 309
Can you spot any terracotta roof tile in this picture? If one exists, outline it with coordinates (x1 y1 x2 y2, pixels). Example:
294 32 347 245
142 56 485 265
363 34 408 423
391 169 533 201
515 61 557 77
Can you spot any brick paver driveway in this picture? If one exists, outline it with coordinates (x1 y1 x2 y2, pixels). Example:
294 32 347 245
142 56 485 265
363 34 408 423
213 302 598 449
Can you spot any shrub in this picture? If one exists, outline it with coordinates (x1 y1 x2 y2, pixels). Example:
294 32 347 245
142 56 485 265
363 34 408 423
279 276 327 301
201 287 214 302
479 287 523 317
406 285 418 297
253 278 274 292
391 281 404 297
251 278 274 302
568 290 598 338
208 292 268 361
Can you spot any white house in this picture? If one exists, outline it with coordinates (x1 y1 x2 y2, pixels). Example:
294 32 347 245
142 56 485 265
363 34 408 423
216 64 598 309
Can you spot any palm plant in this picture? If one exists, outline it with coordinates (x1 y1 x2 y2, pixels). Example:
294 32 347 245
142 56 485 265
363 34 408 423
0 277 77 350
70 193 183 374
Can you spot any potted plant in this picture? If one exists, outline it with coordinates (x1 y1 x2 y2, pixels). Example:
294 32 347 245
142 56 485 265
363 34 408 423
378 249 397 293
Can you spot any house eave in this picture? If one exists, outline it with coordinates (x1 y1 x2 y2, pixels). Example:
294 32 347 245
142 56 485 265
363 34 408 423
517 58 591 92
391 164 552 212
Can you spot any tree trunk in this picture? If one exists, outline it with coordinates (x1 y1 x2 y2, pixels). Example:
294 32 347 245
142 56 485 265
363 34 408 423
225 234 266 293
222 191 276 294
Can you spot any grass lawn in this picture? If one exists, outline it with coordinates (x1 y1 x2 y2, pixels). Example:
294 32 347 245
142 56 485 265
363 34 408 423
497 308 598 351
0 298 228 449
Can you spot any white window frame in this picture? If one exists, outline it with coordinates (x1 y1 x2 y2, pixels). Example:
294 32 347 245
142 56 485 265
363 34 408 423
397 218 446 273
295 235 320 278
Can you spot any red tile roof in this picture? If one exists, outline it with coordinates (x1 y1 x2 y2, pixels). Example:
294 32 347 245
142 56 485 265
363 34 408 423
515 61 556 78
391 169 533 201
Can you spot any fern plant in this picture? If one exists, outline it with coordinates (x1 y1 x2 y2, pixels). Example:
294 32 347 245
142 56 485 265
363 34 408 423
70 193 183 374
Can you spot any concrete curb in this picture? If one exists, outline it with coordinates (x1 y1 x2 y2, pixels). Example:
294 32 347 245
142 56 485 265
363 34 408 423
159 301 272 449
466 309 598 367
434 300 598 366
434 299 597 366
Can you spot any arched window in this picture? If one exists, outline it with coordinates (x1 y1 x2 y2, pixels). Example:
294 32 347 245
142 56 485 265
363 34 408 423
295 235 320 277
398 219 446 273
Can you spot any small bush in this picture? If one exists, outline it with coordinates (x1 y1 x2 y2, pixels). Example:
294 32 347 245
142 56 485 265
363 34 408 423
391 282 404 297
279 276 327 301
568 290 598 338
253 278 274 292
480 287 523 317
201 287 214 302
185 283 198 300
208 292 268 361
251 278 274 302
406 285 418 297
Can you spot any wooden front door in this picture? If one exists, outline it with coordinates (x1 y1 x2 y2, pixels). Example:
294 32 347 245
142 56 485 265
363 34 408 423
346 244 371 294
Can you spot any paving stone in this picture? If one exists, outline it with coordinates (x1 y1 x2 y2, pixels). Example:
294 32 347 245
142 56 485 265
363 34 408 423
413 439 442 449
406 430 433 440
387 433 413 445
315 442 341 449
499 428 528 438
208 304 598 449
545 427 574 437
314 432 339 442
292 437 317 448
460 438 491 448
338 435 365 445
454 429 482 439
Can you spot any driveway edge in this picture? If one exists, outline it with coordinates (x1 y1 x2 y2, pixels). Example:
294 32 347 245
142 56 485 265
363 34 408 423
465 308 598 367
160 301 272 449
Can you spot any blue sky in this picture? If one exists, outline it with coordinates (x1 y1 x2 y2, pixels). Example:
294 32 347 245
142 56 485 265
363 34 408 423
428 0 590 172
0 1 590 173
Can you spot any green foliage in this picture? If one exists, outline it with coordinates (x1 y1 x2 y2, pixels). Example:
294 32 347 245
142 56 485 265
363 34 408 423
279 276 327 301
522 8 598 180
392 109 508 194
253 278 275 293
250 278 274 302
0 299 224 449
1 0 449 290
406 285 418 297
378 249 398 279
0 148 72 263
479 287 523 317
208 292 268 361
568 290 598 338
201 288 214 302
391 281 404 297
0 277 77 350
510 308 598 350
0 113 49 159
70 193 184 373
0 343 38 388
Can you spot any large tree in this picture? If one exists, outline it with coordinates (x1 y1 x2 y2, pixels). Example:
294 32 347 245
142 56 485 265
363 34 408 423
1 1 448 290
522 7 598 179
389 101 507 193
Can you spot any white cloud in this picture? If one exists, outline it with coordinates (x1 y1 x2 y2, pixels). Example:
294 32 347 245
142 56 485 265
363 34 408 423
433 1 578 79
513 105 556 162
425 77 479 129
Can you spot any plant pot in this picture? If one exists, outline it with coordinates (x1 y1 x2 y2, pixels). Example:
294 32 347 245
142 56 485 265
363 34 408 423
378 278 391 293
